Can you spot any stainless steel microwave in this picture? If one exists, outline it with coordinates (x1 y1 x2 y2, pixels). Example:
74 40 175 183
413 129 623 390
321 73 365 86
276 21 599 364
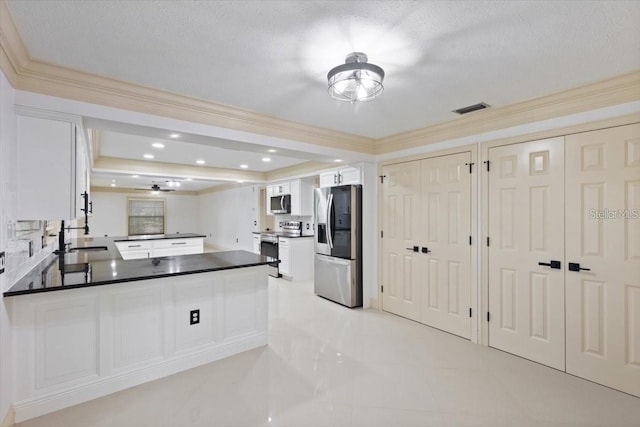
270 194 291 214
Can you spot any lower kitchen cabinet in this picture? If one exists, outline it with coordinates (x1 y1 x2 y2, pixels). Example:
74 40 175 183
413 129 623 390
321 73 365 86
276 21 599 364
277 236 313 281
252 234 261 254
115 238 203 260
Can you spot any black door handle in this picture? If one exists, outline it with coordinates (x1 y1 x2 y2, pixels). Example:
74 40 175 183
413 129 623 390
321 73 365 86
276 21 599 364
405 246 419 252
538 260 561 269
568 262 591 272
421 247 431 254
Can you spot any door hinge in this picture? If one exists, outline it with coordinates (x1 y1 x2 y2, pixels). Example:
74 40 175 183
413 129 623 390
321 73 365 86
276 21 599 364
469 236 472 245
484 160 491 172
487 312 490 322
381 285 384 293
381 230 384 238
465 162 475 174
469 307 472 318
486 236 490 247
379 175 386 184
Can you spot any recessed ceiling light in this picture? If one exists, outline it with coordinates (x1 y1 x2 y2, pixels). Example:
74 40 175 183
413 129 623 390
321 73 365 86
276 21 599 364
185 178 193 181
143 154 154 159
196 159 205 165
334 159 343 163
267 149 277 153
169 133 180 138
110 183 116 187
262 157 271 162
131 175 139 178
240 164 249 169
236 180 244 183
152 142 165 149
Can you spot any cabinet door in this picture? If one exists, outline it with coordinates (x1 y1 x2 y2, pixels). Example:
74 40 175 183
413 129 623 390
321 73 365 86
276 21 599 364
319 172 338 188
273 182 290 195
75 129 88 220
253 235 261 254
289 180 302 215
17 115 75 220
279 239 291 275
266 186 274 215
338 167 361 185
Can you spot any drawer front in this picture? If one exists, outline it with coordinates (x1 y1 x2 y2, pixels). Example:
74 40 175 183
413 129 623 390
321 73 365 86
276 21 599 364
154 238 201 249
116 241 153 251
120 250 150 260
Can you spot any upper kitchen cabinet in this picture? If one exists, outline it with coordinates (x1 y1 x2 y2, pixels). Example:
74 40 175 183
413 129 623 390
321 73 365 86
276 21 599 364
16 108 89 221
319 166 361 187
272 182 290 196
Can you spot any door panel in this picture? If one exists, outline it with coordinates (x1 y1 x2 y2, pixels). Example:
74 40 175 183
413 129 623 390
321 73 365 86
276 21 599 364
488 137 565 370
565 123 640 397
419 153 472 339
381 161 421 321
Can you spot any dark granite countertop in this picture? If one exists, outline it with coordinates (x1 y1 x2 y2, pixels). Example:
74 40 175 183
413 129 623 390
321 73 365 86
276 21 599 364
112 233 206 242
252 231 314 238
4 236 277 297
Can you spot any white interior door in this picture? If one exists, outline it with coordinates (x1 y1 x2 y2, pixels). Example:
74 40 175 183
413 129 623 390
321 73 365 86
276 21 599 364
488 137 566 370
419 153 472 339
565 123 640 397
381 161 421 321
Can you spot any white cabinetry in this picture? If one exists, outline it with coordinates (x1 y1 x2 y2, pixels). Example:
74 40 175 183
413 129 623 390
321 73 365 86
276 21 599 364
115 238 204 260
16 110 88 220
272 182 290 195
319 166 361 188
277 236 313 281
266 185 274 216
266 178 314 216
289 179 314 216
252 234 261 254
278 237 291 276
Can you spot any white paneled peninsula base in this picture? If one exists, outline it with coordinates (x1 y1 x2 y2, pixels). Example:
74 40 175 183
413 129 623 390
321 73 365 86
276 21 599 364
6 254 269 422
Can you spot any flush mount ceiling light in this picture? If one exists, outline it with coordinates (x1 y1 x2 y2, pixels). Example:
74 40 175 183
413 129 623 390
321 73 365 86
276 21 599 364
327 52 384 103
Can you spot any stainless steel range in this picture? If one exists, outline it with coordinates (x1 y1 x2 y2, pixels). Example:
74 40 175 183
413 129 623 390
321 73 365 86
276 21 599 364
260 221 302 278
260 233 280 278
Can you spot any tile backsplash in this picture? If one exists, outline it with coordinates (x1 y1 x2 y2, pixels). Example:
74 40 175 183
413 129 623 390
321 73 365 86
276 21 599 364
4 219 58 285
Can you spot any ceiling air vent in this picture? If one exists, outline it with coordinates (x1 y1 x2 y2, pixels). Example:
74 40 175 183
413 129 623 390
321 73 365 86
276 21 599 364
453 102 490 115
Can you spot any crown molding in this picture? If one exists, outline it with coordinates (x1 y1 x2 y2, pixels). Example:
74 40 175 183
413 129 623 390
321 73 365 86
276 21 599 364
0 0 375 155
90 186 199 196
2 0 638 158
265 160 333 182
376 71 640 154
93 156 266 183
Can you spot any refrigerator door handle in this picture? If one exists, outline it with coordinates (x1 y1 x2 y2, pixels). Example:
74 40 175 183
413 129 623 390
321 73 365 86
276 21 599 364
327 193 334 249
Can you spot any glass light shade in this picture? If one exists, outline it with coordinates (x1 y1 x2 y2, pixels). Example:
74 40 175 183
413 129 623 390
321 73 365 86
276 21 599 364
328 52 384 102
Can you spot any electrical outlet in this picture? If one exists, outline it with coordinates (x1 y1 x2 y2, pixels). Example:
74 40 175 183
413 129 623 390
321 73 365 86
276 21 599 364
0 251 5 275
190 309 200 325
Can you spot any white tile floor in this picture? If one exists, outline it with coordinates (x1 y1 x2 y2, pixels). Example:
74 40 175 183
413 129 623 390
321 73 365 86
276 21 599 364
16 278 640 427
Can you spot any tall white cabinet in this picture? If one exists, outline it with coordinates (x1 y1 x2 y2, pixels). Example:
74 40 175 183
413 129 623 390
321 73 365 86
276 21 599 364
16 108 90 221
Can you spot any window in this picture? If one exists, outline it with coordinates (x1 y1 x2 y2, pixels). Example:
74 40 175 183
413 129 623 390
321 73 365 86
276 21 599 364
127 198 165 235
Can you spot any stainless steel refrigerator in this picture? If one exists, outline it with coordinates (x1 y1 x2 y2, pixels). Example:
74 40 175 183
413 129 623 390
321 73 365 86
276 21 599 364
314 185 362 307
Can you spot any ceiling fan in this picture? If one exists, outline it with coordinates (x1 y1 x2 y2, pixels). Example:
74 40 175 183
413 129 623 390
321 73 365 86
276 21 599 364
134 184 175 192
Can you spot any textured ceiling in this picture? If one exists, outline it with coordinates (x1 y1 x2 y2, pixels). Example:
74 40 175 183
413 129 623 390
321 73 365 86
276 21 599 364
6 0 640 139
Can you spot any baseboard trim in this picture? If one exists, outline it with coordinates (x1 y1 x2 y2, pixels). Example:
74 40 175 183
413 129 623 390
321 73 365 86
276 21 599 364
0 406 15 427
13 333 267 423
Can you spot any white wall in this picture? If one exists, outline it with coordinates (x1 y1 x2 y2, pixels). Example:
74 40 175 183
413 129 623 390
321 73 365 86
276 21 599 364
89 191 199 237
198 186 259 251
0 66 15 425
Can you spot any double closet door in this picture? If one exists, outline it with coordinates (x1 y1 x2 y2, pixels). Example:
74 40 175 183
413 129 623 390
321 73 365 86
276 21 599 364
381 151 473 339
488 124 640 397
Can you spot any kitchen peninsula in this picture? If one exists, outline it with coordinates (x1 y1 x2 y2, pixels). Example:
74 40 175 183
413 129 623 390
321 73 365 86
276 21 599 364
3 236 275 422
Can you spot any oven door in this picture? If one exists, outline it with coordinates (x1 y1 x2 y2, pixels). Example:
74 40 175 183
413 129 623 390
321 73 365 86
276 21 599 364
260 240 280 277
